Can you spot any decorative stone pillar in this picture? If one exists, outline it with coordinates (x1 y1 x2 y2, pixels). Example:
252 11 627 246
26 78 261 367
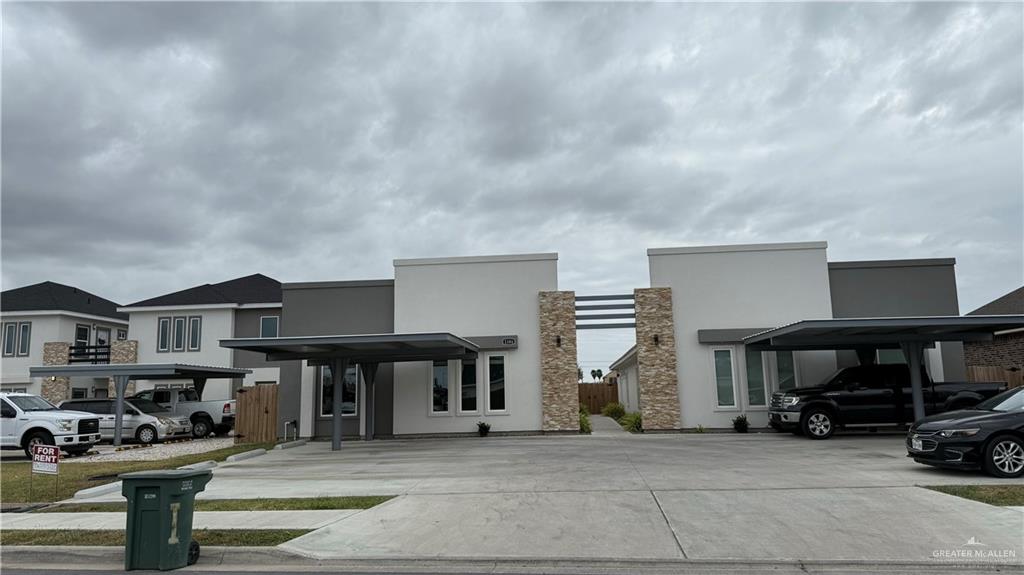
41 342 71 404
634 288 681 430
108 340 139 397
539 291 579 432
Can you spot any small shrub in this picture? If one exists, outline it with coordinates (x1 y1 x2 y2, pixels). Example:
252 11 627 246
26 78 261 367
579 403 590 415
477 421 491 437
579 410 592 434
694 425 706 433
601 402 626 421
619 411 643 433
732 414 749 433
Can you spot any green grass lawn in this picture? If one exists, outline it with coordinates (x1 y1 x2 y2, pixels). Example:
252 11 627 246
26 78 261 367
926 485 1024 506
1 442 274 503
0 529 310 546
43 495 393 513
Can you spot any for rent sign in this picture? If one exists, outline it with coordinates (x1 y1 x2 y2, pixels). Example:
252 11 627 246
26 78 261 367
31 444 60 475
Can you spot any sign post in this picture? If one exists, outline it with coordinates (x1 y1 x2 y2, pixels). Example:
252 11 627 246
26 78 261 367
30 444 60 500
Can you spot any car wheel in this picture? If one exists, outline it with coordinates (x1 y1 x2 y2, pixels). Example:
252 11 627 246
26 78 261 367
801 408 834 440
191 418 212 438
135 425 157 444
984 435 1024 478
23 430 55 457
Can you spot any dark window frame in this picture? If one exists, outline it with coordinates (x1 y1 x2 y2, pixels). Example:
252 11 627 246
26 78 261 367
157 317 171 352
3 322 18 357
171 316 186 352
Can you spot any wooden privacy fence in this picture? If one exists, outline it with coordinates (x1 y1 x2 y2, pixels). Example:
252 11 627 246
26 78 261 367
235 384 279 444
578 382 619 414
967 365 1023 389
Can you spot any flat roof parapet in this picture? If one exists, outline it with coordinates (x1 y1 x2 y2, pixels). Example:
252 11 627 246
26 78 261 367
394 253 558 267
647 241 828 256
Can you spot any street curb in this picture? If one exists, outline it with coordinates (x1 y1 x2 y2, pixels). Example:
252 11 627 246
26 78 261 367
224 448 266 462
273 439 309 450
178 460 217 470
0 547 1018 573
72 481 121 499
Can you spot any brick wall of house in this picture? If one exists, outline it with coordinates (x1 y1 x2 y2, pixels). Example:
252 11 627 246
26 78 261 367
964 332 1024 369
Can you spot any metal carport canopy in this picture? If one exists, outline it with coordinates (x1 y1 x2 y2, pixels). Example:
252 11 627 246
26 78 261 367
742 315 1024 421
219 332 479 450
28 363 252 447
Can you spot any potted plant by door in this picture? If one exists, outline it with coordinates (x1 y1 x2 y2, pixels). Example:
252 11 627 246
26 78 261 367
477 421 491 437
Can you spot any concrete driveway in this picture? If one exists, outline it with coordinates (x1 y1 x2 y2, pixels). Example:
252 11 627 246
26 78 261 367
76 431 1024 564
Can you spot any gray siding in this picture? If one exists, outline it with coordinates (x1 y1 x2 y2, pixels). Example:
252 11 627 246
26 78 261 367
279 280 395 439
828 259 965 379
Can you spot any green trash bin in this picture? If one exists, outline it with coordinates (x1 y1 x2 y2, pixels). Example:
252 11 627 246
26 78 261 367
120 468 213 571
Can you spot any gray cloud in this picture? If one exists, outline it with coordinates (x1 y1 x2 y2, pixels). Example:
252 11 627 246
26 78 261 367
2 2 1021 371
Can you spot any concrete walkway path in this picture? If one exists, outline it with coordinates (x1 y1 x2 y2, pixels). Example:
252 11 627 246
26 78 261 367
588 414 627 435
0 509 357 530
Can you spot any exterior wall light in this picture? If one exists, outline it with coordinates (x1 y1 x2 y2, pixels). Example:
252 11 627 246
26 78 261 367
555 335 562 348
653 334 660 346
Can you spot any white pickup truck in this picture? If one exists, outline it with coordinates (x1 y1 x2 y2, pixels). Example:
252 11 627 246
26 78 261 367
130 388 236 438
1 393 102 456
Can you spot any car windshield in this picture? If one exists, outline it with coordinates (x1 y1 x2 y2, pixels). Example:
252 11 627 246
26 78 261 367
973 387 1024 412
7 395 58 411
130 398 169 414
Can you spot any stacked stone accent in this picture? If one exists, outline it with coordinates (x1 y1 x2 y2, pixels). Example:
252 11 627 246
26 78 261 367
108 340 139 397
539 291 580 432
41 342 71 404
634 288 681 430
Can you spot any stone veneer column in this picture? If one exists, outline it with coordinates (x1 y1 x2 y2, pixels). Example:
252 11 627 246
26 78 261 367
108 340 139 397
634 287 681 430
539 291 579 432
41 342 71 404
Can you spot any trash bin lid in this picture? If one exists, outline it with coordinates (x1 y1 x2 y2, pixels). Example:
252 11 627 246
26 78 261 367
119 468 213 480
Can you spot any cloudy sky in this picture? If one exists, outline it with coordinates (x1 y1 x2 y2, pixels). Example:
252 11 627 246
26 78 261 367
2 2 1021 371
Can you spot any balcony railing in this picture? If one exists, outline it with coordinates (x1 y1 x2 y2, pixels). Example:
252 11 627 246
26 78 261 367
68 344 111 364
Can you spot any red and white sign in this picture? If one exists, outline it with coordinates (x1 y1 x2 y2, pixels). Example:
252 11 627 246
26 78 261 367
31 444 60 475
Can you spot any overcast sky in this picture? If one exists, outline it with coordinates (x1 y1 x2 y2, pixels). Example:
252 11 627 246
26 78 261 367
2 2 1021 371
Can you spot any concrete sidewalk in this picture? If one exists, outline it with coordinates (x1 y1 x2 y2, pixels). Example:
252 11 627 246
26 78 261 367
589 414 628 435
0 509 357 530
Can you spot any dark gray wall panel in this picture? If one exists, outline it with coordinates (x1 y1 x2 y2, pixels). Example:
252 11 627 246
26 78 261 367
279 281 395 439
233 308 286 369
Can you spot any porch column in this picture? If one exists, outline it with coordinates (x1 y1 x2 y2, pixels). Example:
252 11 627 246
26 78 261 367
112 375 131 447
331 358 350 451
192 377 208 399
361 363 379 441
901 341 926 422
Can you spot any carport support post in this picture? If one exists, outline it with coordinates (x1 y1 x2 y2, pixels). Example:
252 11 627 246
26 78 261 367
361 363 378 441
331 358 350 451
112 375 131 447
901 341 926 422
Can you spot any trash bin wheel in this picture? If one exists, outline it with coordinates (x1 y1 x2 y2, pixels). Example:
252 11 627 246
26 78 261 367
187 540 200 565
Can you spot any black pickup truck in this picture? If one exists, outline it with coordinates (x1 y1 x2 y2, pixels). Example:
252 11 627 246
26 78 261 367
769 364 1006 439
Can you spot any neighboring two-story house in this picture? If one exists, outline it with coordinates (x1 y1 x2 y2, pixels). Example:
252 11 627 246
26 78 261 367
1 282 128 397
118 274 282 400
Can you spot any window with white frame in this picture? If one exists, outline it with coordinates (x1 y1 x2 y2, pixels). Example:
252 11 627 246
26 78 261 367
320 364 358 417
75 324 91 348
117 329 128 341
431 360 450 414
16 322 31 356
2 323 16 356
775 350 798 390
712 348 737 408
157 317 171 352
260 316 279 338
71 387 88 399
172 317 186 352
459 359 478 413
486 354 507 412
187 316 201 351
744 347 768 407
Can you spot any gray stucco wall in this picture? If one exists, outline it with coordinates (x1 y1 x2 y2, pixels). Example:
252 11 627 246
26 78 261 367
828 259 965 380
233 308 286 369
279 280 395 439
